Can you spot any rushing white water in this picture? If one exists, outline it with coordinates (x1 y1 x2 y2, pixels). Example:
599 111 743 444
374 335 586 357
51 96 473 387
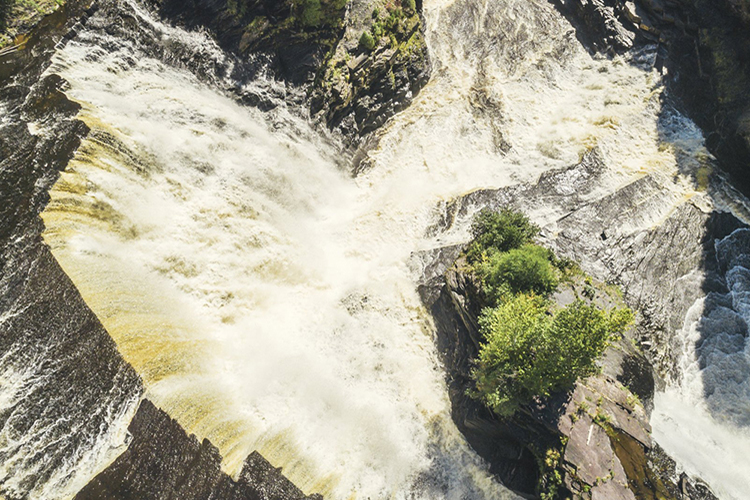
34 0 740 498
651 228 750 500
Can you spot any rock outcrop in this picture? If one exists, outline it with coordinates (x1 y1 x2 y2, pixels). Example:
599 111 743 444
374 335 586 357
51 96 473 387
420 252 718 499
75 400 321 500
416 152 730 499
310 0 430 141
145 0 430 142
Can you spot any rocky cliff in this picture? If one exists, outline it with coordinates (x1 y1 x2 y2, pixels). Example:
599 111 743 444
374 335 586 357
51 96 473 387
416 151 738 499
146 0 430 144
75 400 321 500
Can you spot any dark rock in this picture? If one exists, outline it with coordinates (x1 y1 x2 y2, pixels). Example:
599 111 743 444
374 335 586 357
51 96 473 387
75 400 318 500
553 0 639 53
150 0 347 85
310 5 431 142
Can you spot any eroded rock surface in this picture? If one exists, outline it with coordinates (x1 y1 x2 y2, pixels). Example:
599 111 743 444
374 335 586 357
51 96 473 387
75 400 321 500
417 154 728 499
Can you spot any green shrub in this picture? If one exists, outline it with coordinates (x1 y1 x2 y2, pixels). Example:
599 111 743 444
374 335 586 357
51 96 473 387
403 0 416 12
466 208 540 262
298 0 323 27
471 295 633 417
473 244 558 304
359 30 376 51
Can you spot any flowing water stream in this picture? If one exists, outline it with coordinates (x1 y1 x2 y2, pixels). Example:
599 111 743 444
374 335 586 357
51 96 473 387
19 0 750 498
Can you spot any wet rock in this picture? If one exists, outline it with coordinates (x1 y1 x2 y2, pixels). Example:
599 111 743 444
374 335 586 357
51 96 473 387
310 1 431 142
552 0 750 196
554 0 639 53
75 400 319 500
141 0 431 142
0 10 319 499
418 157 725 499
150 0 347 85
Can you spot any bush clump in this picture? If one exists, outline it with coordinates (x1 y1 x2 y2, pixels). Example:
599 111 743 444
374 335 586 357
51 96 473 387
466 208 540 263
298 0 323 27
359 30 376 51
473 244 558 303
472 295 633 417
465 208 634 417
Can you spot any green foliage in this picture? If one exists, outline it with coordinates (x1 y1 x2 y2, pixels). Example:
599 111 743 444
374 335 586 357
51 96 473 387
358 30 376 51
471 295 632 417
471 294 550 416
473 244 558 304
368 4 410 48
466 208 540 262
298 0 323 27
403 0 416 12
539 447 563 500
464 208 634 417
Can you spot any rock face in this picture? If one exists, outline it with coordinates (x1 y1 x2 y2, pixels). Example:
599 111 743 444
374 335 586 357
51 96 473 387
421 256 718 500
147 0 430 141
75 400 321 500
552 0 750 197
149 0 349 85
0 4 144 497
417 153 729 499
310 0 430 141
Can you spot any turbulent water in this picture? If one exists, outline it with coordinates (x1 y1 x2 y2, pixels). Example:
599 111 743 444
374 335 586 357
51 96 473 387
15 0 750 498
651 228 750 500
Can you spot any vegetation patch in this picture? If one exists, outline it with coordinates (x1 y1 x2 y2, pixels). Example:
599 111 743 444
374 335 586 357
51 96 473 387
466 209 633 417
358 2 420 53
1 0 64 49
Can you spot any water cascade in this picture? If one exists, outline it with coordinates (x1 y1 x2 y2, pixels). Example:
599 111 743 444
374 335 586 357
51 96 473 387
15 0 750 498
651 228 750 500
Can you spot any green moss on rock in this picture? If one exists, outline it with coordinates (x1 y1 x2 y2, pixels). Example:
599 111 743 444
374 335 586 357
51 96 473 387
0 0 64 50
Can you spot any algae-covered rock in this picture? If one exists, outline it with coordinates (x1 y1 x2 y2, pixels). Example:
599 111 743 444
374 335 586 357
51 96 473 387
0 0 66 50
310 0 430 139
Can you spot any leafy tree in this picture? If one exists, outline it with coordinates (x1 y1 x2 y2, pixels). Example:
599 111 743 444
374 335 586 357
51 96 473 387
466 208 540 262
473 244 558 305
471 295 633 417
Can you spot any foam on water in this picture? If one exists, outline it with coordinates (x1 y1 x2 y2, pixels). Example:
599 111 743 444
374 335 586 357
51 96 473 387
42 5 514 497
652 229 750 500
35 0 722 498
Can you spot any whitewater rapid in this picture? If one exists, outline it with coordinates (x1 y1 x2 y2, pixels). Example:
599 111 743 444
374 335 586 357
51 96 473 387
28 0 750 498
651 228 750 500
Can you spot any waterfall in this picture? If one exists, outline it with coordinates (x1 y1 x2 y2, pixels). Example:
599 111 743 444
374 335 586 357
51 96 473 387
19 0 749 498
651 228 750 500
